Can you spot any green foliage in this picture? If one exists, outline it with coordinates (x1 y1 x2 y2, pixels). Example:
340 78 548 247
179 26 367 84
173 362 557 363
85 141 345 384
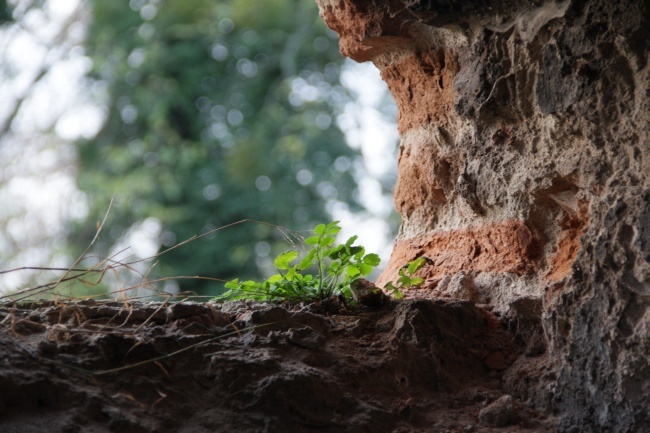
383 257 426 299
75 0 361 296
0 0 12 25
216 221 381 302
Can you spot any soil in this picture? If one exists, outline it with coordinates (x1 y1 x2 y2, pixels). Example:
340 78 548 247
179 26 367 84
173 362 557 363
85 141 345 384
0 298 556 432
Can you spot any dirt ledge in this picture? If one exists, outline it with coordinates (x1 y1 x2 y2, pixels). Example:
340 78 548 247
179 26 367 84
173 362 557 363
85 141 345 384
1 299 555 433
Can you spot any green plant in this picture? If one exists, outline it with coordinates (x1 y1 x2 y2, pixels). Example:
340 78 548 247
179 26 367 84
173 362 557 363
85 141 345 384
383 256 426 299
215 221 381 302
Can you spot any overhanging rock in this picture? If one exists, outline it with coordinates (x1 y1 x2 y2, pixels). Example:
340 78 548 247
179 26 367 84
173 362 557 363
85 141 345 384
316 0 649 431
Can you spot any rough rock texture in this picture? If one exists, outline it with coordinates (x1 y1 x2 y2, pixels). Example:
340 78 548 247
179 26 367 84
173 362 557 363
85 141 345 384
0 299 554 432
316 0 649 431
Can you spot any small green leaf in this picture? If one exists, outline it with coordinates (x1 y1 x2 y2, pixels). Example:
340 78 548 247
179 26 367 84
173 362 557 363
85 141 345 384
285 268 298 280
348 246 363 256
409 277 424 287
298 251 316 270
224 278 240 290
266 274 283 284
213 291 231 301
320 235 336 247
274 250 299 269
363 253 381 266
345 235 358 247
328 261 342 274
305 235 320 245
346 265 360 278
397 275 412 286
327 245 344 259
324 221 341 234
408 257 426 274
359 263 373 276
314 223 326 235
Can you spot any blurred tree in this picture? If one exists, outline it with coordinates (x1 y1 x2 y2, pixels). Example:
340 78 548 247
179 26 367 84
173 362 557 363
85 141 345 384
0 0 92 296
76 0 361 296
0 0 12 25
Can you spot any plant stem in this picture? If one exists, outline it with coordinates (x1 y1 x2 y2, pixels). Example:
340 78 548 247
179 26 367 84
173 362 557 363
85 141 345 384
317 246 324 298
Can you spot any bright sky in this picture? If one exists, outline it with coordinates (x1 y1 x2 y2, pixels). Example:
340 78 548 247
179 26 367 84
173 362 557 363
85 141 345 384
0 1 399 295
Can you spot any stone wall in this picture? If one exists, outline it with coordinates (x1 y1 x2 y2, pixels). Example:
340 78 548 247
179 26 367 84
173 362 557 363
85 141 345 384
316 0 649 431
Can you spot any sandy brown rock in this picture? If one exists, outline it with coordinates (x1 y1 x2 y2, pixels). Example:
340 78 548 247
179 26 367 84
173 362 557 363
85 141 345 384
377 220 538 289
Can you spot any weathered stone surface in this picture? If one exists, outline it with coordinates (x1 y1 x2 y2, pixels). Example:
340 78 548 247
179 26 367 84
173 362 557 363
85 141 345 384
0 299 554 432
478 394 518 427
317 0 649 431
377 220 538 288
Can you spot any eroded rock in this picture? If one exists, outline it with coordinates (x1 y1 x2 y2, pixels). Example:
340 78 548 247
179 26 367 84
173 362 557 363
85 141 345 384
316 0 648 431
478 394 518 427
0 299 555 432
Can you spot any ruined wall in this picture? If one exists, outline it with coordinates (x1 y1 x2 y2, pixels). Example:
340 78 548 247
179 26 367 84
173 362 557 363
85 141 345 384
317 0 649 431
